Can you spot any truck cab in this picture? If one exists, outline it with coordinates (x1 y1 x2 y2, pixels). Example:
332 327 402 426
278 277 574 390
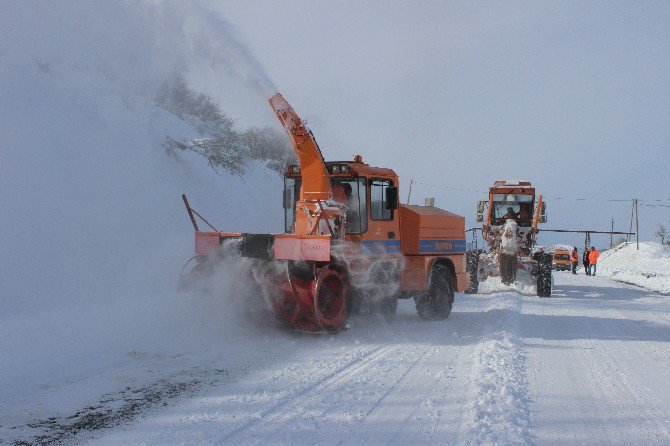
284 155 468 298
476 180 547 256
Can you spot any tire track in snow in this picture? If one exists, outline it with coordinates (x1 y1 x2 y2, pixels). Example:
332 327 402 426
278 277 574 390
215 344 398 443
574 304 670 443
459 294 534 446
524 274 670 444
335 344 441 445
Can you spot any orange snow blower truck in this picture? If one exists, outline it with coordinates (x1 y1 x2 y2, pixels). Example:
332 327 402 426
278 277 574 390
180 93 468 333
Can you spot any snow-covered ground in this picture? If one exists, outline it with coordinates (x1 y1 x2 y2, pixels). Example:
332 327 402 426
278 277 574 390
3 2 670 445
4 273 669 445
598 242 670 294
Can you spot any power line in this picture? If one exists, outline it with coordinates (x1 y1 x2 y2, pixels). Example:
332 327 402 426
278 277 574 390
411 181 487 194
412 180 669 204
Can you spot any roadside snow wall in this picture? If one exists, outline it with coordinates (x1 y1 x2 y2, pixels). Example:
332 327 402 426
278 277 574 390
598 242 670 294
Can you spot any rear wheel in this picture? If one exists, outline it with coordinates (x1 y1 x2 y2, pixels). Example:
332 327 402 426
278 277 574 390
415 265 454 321
536 253 552 297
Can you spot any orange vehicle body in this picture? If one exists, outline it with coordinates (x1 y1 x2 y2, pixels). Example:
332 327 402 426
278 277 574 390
482 180 542 256
184 93 467 332
552 249 571 271
283 158 468 297
467 179 552 297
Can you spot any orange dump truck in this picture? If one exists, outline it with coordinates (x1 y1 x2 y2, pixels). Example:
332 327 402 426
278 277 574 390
181 93 467 333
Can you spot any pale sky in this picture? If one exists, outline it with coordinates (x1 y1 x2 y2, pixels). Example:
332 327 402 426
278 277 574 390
203 0 670 246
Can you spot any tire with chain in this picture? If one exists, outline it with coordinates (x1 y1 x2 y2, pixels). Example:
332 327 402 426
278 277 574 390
415 265 454 321
464 249 481 294
537 253 553 297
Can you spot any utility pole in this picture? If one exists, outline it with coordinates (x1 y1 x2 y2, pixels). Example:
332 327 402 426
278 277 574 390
610 217 614 247
628 199 635 243
635 198 639 250
406 179 414 205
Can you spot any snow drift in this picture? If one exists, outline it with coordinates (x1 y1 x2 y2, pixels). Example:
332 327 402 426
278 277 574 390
598 242 670 294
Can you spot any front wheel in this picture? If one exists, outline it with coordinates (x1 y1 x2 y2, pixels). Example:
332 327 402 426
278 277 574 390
415 265 454 321
355 268 399 323
536 253 552 297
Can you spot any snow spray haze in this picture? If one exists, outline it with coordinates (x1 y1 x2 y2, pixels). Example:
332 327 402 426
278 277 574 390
1 0 285 412
134 1 278 101
178 240 282 337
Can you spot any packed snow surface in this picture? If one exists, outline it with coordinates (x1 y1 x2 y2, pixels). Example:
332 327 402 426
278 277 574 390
599 242 670 294
4 273 670 445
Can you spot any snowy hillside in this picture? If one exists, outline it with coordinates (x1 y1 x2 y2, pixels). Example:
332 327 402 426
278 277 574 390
599 242 670 294
1 2 286 440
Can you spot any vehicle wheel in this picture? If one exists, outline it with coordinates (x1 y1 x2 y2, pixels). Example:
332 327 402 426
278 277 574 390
536 253 552 297
359 268 399 322
415 265 454 321
464 250 480 294
500 253 517 285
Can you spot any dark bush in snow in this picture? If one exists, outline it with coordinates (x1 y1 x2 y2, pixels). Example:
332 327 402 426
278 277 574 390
156 74 294 176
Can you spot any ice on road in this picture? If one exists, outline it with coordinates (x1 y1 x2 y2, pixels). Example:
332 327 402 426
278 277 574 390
5 272 670 446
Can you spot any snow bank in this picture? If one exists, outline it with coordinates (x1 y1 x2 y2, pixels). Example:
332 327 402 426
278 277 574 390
542 243 576 253
598 242 670 294
462 295 533 445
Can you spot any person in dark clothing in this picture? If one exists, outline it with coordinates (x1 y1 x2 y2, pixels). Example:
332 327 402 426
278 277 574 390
582 249 590 275
502 207 519 221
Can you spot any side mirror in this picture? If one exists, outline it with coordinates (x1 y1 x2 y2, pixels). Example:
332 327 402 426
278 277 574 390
386 186 398 210
539 202 547 223
477 200 487 213
476 213 483 222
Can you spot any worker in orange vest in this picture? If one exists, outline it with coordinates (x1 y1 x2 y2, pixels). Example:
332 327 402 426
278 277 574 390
571 247 579 274
588 246 599 276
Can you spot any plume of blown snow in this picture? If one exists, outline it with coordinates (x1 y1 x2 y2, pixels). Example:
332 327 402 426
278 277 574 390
0 0 285 406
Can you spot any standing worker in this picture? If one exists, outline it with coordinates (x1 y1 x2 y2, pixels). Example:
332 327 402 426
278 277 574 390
571 247 579 274
588 246 599 276
582 248 590 275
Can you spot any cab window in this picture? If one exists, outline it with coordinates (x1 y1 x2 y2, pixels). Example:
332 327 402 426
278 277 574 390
370 179 393 221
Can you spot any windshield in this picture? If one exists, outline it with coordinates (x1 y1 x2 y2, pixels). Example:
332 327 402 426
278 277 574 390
554 254 570 261
284 177 367 234
492 197 534 227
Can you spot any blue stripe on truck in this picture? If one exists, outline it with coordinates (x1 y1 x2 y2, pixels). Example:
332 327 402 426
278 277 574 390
360 240 402 254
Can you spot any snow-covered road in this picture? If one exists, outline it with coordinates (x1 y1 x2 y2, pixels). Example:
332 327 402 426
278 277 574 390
6 272 670 445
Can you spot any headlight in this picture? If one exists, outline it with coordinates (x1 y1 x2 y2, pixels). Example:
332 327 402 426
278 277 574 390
341 165 350 173
290 165 300 174
331 165 341 174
